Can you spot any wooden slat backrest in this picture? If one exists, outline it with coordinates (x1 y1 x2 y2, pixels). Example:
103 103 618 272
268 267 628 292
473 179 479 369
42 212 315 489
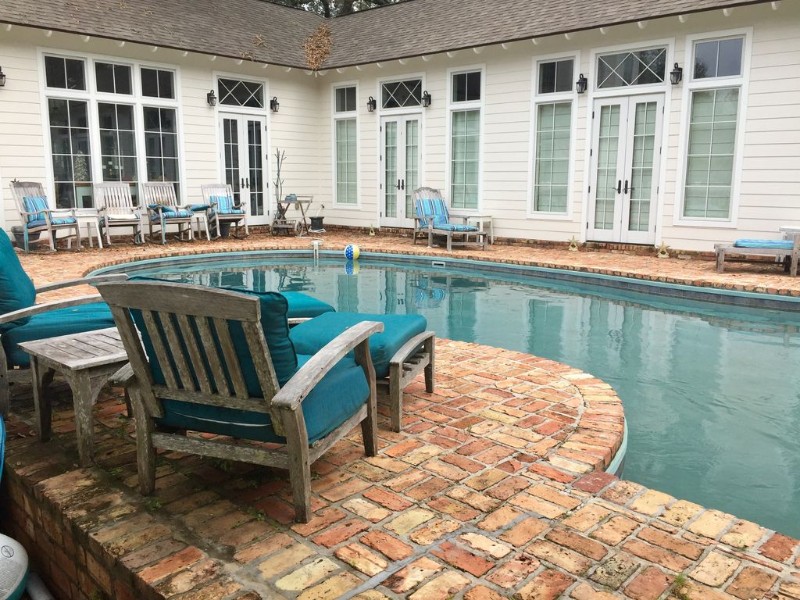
94 182 138 216
97 281 281 415
141 182 179 208
10 181 49 214
200 183 235 206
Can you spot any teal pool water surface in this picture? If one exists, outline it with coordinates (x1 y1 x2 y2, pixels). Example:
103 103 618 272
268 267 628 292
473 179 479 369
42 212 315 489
102 252 800 537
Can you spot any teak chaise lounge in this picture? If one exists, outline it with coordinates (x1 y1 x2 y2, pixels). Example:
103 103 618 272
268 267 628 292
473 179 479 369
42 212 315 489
715 237 800 276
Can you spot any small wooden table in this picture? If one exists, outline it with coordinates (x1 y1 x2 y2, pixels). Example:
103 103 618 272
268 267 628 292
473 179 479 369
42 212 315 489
19 328 128 466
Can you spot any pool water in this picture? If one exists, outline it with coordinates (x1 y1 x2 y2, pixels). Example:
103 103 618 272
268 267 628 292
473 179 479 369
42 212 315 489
111 254 800 537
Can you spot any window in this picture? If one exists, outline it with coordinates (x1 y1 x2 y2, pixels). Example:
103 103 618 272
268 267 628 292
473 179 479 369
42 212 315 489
334 86 357 205
45 56 86 90
597 47 667 89
48 99 92 208
95 62 132 94
533 103 571 213
381 79 422 108
218 78 264 108
141 68 175 99
450 70 482 209
538 59 574 94
682 35 745 220
43 54 181 208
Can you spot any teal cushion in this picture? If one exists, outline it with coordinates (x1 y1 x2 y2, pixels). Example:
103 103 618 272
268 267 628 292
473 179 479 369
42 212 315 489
210 194 245 215
155 353 369 444
22 196 49 223
27 217 77 229
434 223 479 232
2 302 114 368
0 230 36 333
290 312 427 379
733 239 793 250
281 292 335 319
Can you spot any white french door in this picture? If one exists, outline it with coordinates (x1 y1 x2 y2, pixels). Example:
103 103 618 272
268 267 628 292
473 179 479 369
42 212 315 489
380 114 421 228
588 94 664 244
219 114 268 225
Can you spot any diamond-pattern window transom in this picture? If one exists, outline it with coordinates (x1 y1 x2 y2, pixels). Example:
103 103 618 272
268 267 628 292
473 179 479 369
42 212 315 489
597 48 667 89
381 79 422 109
218 78 264 108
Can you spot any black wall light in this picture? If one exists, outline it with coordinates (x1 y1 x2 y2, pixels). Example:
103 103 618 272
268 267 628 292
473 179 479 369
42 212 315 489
270 96 280 112
575 74 588 94
422 91 432 108
670 63 683 85
366 96 377 112
206 89 216 106
0 67 6 87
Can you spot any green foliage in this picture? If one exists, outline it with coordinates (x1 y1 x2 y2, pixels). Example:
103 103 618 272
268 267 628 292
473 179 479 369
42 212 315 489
143 497 162 512
271 0 401 17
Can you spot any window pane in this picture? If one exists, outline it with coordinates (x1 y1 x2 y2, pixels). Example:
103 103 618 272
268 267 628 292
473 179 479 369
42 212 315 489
694 37 743 79
45 56 67 89
65 58 86 90
95 62 115 93
335 118 357 204
141 68 158 97
48 98 92 208
555 60 574 93
450 109 480 209
143 107 180 187
157 70 175 99
718 38 743 77
533 102 571 213
381 79 422 108
597 48 666 88
115 64 132 94
539 62 556 95
683 88 739 219
219 78 264 108
452 72 481 102
336 86 356 112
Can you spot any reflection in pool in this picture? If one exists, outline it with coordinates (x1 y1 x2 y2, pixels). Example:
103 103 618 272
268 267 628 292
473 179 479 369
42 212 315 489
108 254 800 537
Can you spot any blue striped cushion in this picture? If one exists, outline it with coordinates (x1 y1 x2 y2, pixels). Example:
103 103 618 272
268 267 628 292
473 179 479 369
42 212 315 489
210 195 245 215
415 197 450 228
26 217 77 229
22 196 49 223
733 239 793 250
149 207 192 220
434 223 478 232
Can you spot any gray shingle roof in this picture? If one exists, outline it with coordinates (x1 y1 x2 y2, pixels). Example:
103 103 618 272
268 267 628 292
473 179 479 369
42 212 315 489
0 0 773 70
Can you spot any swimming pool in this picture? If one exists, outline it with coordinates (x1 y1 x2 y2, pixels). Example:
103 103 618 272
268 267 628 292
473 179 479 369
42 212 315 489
98 251 800 537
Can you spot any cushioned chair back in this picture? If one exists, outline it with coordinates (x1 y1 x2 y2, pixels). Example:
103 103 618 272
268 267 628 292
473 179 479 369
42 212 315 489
9 182 49 223
141 182 179 208
413 187 450 228
94 182 139 217
201 184 240 214
97 281 291 412
0 229 36 332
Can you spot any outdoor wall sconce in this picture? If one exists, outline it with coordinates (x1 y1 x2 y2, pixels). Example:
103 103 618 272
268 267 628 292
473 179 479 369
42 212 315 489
670 63 683 85
0 67 7 87
422 91 432 108
575 74 588 94
366 96 377 112
270 96 280 112
206 89 216 106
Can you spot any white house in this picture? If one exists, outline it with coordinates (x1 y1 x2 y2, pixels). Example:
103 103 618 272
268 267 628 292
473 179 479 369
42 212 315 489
0 0 797 251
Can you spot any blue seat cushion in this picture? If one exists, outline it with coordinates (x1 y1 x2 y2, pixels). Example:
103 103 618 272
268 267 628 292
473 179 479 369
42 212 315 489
210 195 245 215
26 217 77 229
281 292 335 319
186 204 211 212
733 239 793 250
155 353 369 444
149 206 193 220
290 312 427 379
2 302 115 368
433 224 479 232
0 230 36 333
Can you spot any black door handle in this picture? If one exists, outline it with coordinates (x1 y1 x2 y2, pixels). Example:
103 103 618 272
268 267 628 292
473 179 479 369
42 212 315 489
612 180 621 194
401 179 405 191
396 179 401 190
623 180 632 194
241 178 245 189
245 178 250 189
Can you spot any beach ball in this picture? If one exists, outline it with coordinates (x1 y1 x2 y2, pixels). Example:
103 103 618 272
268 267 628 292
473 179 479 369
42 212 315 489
345 260 360 276
344 244 360 260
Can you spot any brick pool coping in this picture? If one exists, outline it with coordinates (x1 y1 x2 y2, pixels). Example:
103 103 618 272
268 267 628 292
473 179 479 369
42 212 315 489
2 232 799 599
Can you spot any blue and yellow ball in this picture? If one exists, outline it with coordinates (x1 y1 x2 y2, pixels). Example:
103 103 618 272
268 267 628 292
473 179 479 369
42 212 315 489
344 244 360 260
344 260 360 276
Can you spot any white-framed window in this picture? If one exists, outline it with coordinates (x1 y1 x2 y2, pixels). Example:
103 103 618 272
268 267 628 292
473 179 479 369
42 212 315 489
333 85 357 205
531 56 575 215
680 33 747 221
42 52 180 208
449 68 482 210
381 78 423 109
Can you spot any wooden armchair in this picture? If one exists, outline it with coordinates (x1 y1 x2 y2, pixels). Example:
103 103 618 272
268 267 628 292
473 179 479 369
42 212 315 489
200 184 249 238
412 187 487 251
96 280 383 522
140 182 199 244
10 181 82 252
93 182 144 245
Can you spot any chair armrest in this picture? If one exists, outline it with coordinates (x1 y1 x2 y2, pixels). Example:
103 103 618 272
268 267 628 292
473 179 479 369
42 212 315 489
271 320 384 411
35 273 128 294
0 294 103 326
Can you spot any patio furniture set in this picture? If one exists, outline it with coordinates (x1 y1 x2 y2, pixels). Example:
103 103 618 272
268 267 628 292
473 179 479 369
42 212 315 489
0 226 435 522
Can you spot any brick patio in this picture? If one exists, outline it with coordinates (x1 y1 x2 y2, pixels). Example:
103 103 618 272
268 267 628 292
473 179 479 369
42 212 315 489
2 231 799 600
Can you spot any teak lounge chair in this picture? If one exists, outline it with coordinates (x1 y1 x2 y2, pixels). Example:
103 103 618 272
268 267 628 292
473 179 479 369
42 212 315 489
0 229 117 415
200 184 249 238
93 182 144 245
715 237 800 276
10 181 82 252
140 182 199 244
96 280 383 522
413 187 487 252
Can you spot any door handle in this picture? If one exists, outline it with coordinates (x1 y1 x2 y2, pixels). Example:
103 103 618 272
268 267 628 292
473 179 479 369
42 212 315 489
612 180 621 194
401 179 405 191
245 178 250 189
396 179 401 190
241 178 245 189
623 180 632 194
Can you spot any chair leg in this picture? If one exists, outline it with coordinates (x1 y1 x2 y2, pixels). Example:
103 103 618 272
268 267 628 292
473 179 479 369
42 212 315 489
130 387 157 495
388 364 402 433
0 347 9 417
281 410 312 523
424 335 435 394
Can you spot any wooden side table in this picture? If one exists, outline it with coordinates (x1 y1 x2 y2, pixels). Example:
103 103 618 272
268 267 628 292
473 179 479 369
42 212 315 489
466 214 494 244
19 328 128 466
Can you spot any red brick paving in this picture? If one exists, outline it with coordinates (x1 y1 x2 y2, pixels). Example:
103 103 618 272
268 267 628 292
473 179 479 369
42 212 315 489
2 231 799 599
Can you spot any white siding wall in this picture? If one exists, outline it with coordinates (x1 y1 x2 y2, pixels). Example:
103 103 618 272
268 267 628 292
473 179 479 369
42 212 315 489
1 1 798 252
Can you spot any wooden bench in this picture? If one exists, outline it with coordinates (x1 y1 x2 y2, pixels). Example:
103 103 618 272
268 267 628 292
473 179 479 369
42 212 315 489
715 236 800 276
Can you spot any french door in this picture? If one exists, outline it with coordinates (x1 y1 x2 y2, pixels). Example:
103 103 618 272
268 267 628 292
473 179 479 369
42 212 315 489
219 114 268 225
380 115 421 228
588 94 664 244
